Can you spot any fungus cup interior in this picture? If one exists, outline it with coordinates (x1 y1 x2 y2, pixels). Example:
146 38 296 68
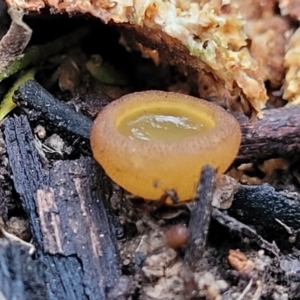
91 91 241 203
116 103 215 141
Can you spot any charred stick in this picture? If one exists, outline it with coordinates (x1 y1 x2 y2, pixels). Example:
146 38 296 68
212 209 280 256
4 115 45 245
4 116 120 300
15 79 93 139
237 105 300 163
184 165 216 269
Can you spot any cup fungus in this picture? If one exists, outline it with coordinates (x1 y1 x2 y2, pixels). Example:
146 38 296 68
91 91 241 202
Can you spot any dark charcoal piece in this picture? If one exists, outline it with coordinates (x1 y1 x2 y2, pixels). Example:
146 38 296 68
184 165 216 269
4 115 120 300
0 243 46 300
15 80 93 139
229 184 300 248
4 115 44 244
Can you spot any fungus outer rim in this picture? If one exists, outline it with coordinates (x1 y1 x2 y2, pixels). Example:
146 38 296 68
92 90 240 156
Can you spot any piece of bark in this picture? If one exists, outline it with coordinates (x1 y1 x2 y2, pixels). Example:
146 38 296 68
0 243 47 300
4 115 120 300
229 183 300 249
184 165 216 269
15 80 93 139
236 106 300 163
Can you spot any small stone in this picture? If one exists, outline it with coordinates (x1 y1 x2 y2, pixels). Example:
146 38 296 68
34 125 47 139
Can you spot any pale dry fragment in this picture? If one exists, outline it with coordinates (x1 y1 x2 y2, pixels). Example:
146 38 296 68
231 0 277 19
5 0 268 112
283 27 300 105
244 16 291 88
143 276 185 300
229 0 292 107
34 124 46 139
44 134 65 155
0 7 32 72
228 249 254 272
135 232 166 256
279 0 300 20
254 250 271 272
142 248 177 279
212 174 240 209
142 261 189 300
195 271 227 300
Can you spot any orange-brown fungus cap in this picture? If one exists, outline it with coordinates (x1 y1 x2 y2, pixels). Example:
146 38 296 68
90 91 241 202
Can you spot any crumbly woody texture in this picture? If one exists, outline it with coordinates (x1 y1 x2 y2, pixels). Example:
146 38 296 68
244 17 290 89
231 0 277 20
232 0 291 89
5 0 268 112
283 27 300 105
279 0 300 20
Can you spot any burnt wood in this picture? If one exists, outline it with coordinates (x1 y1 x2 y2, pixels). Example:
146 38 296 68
4 115 120 300
229 184 300 249
15 80 93 139
184 165 216 268
236 106 300 163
